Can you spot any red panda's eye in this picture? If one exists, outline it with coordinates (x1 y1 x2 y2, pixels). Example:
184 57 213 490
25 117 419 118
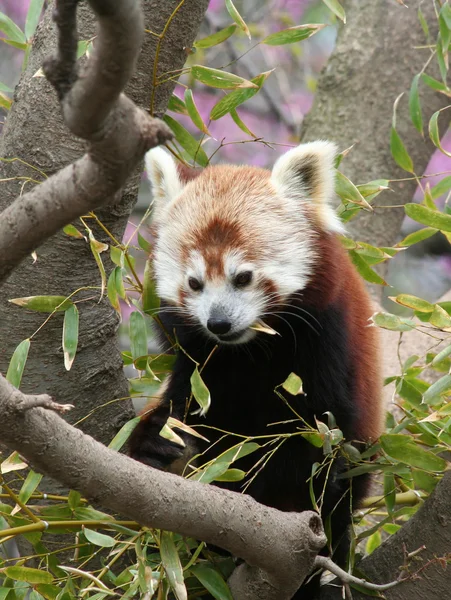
234 271 253 287
188 277 203 292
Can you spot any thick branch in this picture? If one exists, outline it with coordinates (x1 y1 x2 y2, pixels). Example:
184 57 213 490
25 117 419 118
0 0 171 283
0 375 326 600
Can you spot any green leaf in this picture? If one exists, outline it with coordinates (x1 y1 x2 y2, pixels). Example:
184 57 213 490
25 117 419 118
429 305 451 329
191 65 256 90
67 490 81 510
3 567 52 585
0 12 26 43
423 374 451 404
431 176 451 199
230 108 257 137
63 224 84 239
409 74 423 134
335 171 372 210
421 73 450 95
184 89 210 135
83 527 116 548
107 268 120 313
137 232 152 253
0 81 13 93
380 434 447 471
210 71 272 120
281 372 304 395
6 339 30 388
190 367 211 416
142 261 160 315
371 312 416 332
160 531 187 600
383 472 396 514
108 416 140 451
432 344 451 365
397 379 422 407
163 114 209 167
429 109 451 157
321 0 346 22
88 231 108 298
348 251 387 285
356 179 390 198
193 442 260 484
0 91 12 110
8 295 73 312
194 24 237 48
25 0 44 40
396 227 438 247
263 23 326 46
214 469 246 482
225 0 250 39
405 203 451 231
365 530 381 555
390 293 434 313
167 93 188 115
17 470 43 510
129 311 148 361
63 304 79 371
418 7 429 40
190 564 232 600
390 127 414 173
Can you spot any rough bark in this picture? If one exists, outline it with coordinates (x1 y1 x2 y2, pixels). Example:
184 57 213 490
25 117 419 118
0 0 209 443
0 376 327 600
301 0 447 257
352 471 451 600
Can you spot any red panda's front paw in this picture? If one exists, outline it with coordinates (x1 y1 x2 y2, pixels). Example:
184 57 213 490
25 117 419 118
128 403 186 472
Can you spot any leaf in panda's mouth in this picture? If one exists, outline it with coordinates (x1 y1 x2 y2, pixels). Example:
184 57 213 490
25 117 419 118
250 320 280 336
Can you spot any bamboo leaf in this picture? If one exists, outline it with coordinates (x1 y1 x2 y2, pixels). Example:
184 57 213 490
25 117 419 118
0 12 26 43
396 227 438 247
191 65 256 90
3 567 52 585
263 24 326 46
409 74 423 134
390 127 414 172
190 367 211 416
349 251 387 285
389 294 434 312
405 203 451 231
194 24 237 48
184 89 210 135
163 114 209 167
321 0 346 22
190 564 233 600
129 311 148 361
335 171 373 210
160 531 187 600
429 109 451 157
25 0 44 40
210 71 272 120
6 339 30 388
63 304 79 371
230 108 257 137
83 527 116 548
168 93 188 115
225 0 250 40
9 295 73 312
109 416 140 451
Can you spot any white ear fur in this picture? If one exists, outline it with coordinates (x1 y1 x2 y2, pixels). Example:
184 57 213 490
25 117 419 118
145 147 184 219
271 141 345 234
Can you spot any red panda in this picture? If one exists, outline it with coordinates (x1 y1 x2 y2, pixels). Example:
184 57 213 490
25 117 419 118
129 142 384 599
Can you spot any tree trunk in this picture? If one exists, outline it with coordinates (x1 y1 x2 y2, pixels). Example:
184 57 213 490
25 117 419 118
352 471 451 600
301 0 447 261
0 0 209 443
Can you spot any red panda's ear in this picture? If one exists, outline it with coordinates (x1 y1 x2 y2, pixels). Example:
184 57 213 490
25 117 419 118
145 147 184 219
270 141 345 234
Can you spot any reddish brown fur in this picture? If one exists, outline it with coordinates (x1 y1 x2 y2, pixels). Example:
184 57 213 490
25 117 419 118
304 230 383 442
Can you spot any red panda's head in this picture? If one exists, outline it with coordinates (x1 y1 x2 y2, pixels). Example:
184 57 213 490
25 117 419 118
145 142 344 345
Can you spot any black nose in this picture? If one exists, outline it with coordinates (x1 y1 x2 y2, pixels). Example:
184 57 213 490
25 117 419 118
207 317 232 335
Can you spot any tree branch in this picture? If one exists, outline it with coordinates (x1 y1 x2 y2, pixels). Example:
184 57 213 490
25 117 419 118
0 0 172 284
0 375 326 600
